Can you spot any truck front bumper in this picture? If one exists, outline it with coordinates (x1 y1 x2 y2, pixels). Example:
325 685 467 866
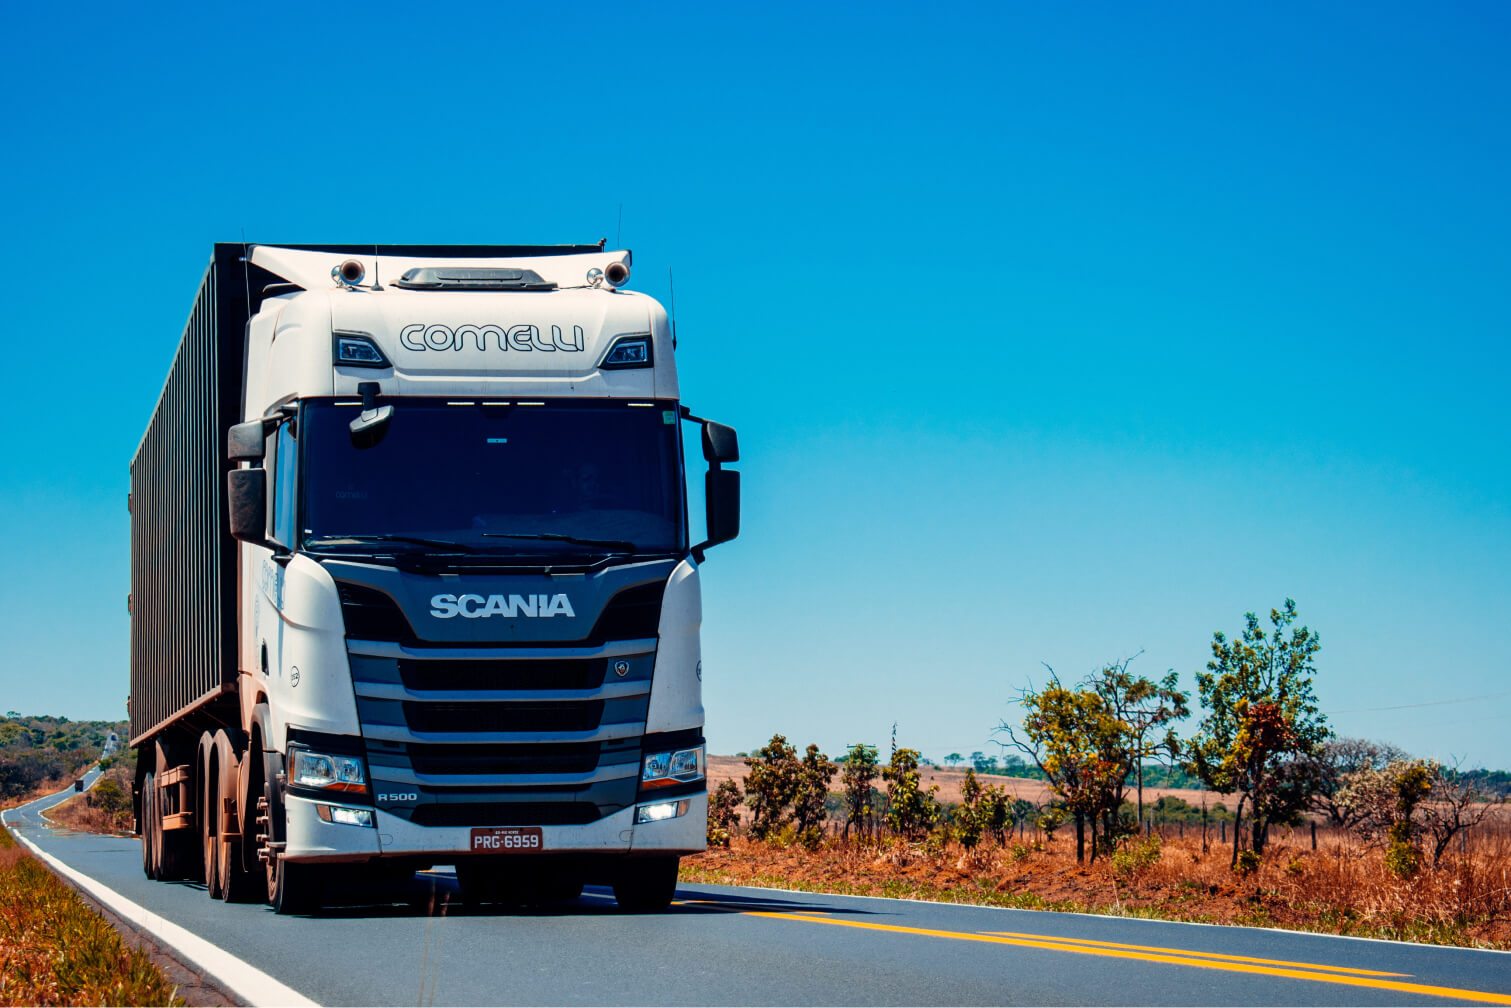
283 792 707 862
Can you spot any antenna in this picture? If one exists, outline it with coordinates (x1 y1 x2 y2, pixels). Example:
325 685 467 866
668 267 678 349
240 227 252 313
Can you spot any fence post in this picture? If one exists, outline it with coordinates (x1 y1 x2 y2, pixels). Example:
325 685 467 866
1220 820 1226 844
1311 821 1317 851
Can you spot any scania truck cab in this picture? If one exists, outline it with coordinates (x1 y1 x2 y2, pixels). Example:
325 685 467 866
130 243 739 913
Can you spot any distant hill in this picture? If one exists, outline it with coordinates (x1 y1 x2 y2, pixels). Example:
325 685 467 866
0 713 129 800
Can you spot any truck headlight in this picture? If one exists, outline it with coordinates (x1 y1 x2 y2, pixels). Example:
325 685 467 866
641 746 704 789
289 749 368 793
315 804 374 827
636 799 690 824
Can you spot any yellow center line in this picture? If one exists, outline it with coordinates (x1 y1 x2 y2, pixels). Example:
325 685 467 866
743 912 1511 1005
981 930 1407 976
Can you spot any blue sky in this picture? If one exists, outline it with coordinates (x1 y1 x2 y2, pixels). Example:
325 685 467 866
0 2 1506 768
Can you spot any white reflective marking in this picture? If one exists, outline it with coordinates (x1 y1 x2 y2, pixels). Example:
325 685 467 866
3 821 317 1005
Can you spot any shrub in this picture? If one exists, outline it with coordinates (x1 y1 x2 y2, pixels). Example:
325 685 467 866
708 780 742 847
1111 835 1162 879
744 735 800 841
882 747 939 840
841 744 880 841
793 745 836 848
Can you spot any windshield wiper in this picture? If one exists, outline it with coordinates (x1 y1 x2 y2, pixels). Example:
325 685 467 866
306 534 482 553
481 532 636 551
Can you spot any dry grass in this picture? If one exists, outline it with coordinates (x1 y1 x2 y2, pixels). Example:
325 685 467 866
0 818 183 1005
684 821 1511 949
45 766 134 835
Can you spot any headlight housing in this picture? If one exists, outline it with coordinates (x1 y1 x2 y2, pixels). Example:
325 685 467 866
642 745 704 789
289 748 368 793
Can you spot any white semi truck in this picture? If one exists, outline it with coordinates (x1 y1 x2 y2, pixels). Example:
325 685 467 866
130 243 739 913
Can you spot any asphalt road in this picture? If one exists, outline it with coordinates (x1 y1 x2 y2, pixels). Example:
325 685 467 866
6 778 1510 1006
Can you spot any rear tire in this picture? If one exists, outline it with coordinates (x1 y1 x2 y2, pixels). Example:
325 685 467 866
612 856 679 912
199 732 222 899
140 771 158 880
154 741 197 881
215 731 257 903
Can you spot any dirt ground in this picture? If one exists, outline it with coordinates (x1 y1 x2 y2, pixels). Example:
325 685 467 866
697 756 1511 949
707 755 1233 811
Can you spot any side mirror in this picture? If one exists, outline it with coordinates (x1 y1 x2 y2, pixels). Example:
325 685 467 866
227 469 267 544
228 420 267 462
695 469 740 561
702 422 739 464
349 380 393 447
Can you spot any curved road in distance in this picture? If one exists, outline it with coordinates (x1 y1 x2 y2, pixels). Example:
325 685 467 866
5 781 1509 1007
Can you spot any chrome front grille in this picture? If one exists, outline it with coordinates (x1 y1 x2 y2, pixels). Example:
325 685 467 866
346 637 655 825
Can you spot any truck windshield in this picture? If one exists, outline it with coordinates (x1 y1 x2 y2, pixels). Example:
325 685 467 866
298 398 685 559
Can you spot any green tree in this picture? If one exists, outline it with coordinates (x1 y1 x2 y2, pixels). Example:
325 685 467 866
1089 653 1189 825
999 676 1125 862
881 747 939 840
743 734 801 841
1187 599 1330 866
793 744 837 848
841 743 880 841
954 769 994 853
944 752 964 769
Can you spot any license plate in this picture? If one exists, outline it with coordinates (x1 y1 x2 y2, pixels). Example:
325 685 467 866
470 826 544 853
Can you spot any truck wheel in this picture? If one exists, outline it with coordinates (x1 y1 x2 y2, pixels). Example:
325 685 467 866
260 754 322 915
155 740 197 881
141 771 158 880
612 856 679 912
453 861 503 905
199 732 222 898
546 876 585 904
215 731 257 903
271 858 321 915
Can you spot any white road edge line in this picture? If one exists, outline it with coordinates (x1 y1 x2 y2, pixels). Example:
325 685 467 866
4 823 318 1007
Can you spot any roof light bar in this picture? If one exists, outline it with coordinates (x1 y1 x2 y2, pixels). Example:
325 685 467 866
333 332 391 369
599 334 653 370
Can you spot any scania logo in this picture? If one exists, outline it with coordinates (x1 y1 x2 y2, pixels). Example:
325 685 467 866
429 593 576 619
400 323 585 353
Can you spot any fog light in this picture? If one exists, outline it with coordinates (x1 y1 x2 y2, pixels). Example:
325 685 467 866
315 804 374 827
635 800 690 824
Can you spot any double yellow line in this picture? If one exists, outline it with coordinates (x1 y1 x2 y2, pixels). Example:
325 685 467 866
716 905 1511 1004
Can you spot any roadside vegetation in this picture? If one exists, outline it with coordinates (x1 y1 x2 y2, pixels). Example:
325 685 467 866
0 713 126 801
0 824 182 1005
45 761 134 835
690 600 1511 949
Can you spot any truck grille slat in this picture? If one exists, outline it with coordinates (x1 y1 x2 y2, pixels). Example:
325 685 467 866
338 573 666 827
403 700 605 734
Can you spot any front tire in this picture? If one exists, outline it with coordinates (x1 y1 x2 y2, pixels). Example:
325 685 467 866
612 856 679 912
270 857 322 915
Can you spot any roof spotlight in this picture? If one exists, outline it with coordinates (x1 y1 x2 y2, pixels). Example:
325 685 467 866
333 259 366 288
604 262 631 288
586 268 604 288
